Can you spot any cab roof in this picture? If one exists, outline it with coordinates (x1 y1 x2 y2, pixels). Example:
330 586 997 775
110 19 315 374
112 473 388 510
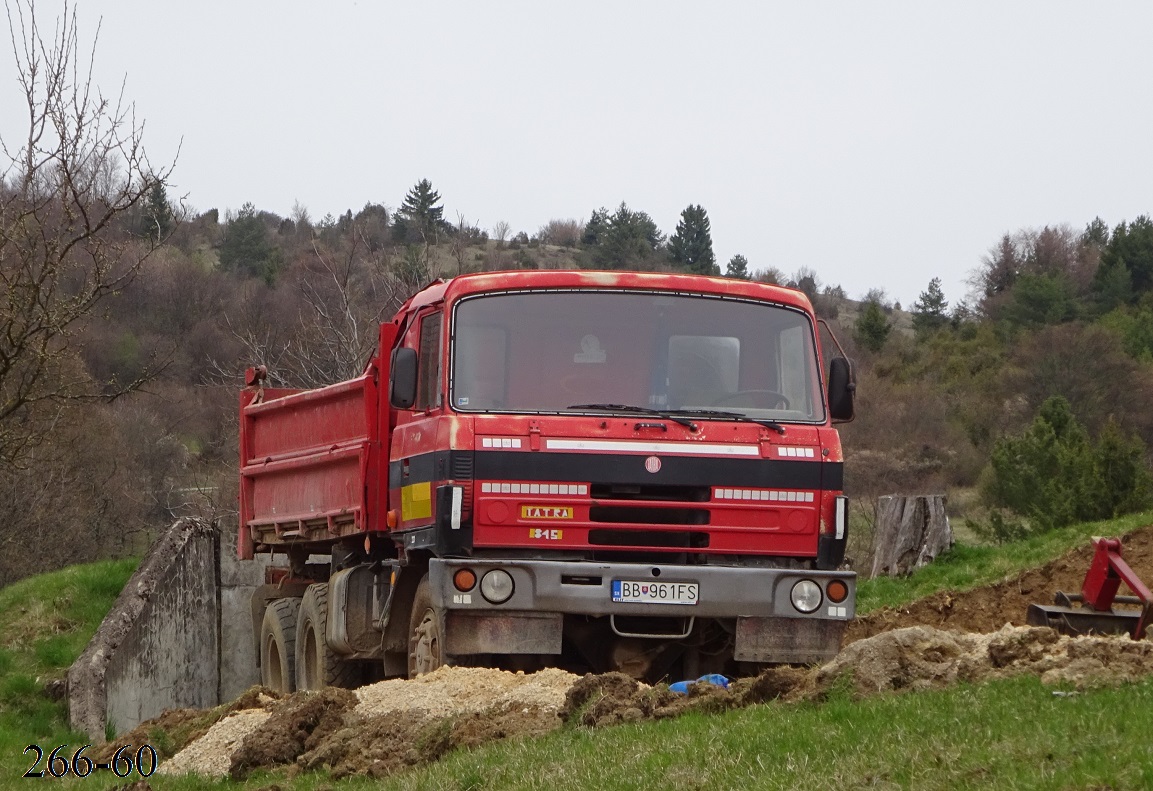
401 270 814 314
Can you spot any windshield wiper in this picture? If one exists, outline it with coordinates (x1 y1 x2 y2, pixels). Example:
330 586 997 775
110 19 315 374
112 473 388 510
566 403 699 431
664 408 786 435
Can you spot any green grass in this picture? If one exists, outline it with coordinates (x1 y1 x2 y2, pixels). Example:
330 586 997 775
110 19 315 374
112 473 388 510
855 509 1153 613
0 558 138 765
395 675 1153 791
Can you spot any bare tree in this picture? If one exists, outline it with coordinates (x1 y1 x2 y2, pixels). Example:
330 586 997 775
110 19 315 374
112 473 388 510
0 0 176 465
210 217 416 390
450 211 483 275
537 218 582 248
491 220 511 247
488 220 512 270
289 228 407 385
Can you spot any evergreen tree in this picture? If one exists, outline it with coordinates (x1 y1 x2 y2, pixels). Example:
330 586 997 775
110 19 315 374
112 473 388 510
582 207 609 246
911 277 949 335
984 396 1092 531
854 300 891 352
792 268 821 303
395 179 446 243
725 254 750 279
1082 216 1109 248
590 202 664 269
1101 215 1153 296
1092 259 1134 314
219 202 279 283
1092 417 1153 517
1001 273 1079 329
140 181 173 242
668 204 717 275
983 397 1153 532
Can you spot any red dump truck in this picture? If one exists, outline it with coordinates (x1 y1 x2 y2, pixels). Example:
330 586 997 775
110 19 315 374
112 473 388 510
239 270 857 691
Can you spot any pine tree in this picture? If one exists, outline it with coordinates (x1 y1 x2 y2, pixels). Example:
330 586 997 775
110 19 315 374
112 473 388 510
725 254 750 279
219 202 279 282
140 182 173 242
1091 417 1153 518
582 207 609 246
854 300 891 352
1101 215 1153 296
668 204 717 275
912 277 949 335
591 203 664 269
396 179 445 243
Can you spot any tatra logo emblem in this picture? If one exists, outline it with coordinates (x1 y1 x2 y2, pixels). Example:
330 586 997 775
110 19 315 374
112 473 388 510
644 456 661 473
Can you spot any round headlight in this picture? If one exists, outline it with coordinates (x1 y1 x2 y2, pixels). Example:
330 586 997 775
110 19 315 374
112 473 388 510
790 579 823 613
479 569 515 604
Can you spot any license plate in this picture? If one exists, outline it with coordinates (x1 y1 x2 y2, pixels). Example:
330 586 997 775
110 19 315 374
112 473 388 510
612 580 699 605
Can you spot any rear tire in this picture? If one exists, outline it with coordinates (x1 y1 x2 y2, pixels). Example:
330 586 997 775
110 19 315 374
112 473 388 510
296 583 361 690
407 576 446 678
260 598 301 693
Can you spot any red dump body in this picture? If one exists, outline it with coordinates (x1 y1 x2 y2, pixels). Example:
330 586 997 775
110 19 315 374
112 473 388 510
239 370 381 558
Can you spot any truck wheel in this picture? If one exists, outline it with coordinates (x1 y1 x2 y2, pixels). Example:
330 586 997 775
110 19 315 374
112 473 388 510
408 576 445 678
260 598 301 694
296 583 361 690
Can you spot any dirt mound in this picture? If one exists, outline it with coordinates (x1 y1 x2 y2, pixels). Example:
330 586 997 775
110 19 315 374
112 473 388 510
158 666 580 779
846 526 1153 643
229 687 357 778
819 625 1153 696
560 667 819 728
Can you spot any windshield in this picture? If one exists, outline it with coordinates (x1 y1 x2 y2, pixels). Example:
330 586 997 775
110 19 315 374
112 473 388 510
450 290 826 423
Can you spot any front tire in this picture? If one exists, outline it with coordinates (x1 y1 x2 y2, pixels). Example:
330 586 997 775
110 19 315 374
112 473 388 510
407 576 446 678
260 598 301 693
295 583 361 691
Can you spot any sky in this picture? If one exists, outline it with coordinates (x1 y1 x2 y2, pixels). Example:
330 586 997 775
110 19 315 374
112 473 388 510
4 1 1152 309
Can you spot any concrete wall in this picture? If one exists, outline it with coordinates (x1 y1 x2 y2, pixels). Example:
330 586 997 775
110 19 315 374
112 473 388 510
69 518 278 740
218 525 272 701
69 518 219 740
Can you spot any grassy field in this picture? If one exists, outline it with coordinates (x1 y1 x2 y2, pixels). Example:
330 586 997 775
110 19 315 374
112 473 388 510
2 513 1152 789
0 558 137 784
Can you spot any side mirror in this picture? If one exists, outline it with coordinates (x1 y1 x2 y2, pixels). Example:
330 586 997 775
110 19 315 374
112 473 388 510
390 347 418 409
827 356 855 421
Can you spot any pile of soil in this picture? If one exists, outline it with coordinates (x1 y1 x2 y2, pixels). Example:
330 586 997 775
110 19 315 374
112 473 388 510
137 527 1153 781
151 666 580 780
846 526 1153 642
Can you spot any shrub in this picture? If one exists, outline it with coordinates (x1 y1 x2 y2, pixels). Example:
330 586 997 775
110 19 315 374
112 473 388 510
982 396 1153 534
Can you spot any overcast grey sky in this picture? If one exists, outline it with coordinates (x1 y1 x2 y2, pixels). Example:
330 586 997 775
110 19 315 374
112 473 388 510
5 1 1152 308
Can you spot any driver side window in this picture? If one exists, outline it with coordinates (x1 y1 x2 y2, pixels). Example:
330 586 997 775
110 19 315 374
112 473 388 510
415 312 442 410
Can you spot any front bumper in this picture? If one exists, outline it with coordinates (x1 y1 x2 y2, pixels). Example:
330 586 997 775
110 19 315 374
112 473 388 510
428 558 855 620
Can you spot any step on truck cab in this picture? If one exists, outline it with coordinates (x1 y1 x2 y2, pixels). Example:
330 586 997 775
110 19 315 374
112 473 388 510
240 270 857 690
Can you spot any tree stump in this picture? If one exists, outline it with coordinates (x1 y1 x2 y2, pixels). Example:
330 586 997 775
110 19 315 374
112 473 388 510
870 494 953 579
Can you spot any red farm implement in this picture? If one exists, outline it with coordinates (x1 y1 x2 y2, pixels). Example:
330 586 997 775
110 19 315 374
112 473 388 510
1027 537 1152 640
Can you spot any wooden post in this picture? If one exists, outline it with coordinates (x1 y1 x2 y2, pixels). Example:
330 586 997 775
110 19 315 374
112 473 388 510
870 494 953 579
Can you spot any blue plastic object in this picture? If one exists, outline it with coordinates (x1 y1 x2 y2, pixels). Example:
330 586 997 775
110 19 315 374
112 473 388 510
669 673 731 694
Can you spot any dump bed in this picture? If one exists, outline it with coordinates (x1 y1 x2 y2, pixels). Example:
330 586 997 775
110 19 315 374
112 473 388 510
238 369 383 559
